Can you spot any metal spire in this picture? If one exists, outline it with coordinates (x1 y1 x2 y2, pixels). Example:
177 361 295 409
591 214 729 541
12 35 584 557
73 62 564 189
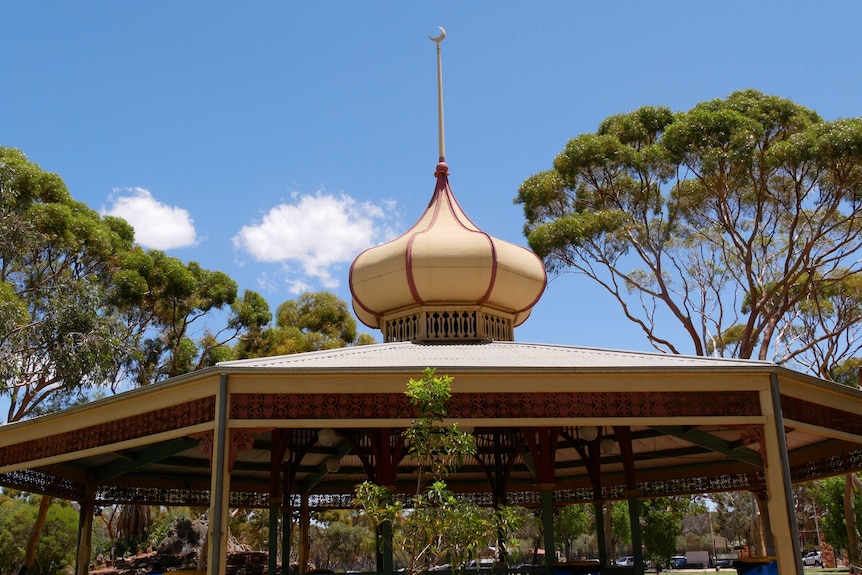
429 27 446 162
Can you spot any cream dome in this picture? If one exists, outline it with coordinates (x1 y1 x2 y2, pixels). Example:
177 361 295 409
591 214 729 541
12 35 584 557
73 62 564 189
349 161 546 342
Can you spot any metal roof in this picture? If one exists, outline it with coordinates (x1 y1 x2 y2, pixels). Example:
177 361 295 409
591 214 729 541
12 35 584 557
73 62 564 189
217 340 776 371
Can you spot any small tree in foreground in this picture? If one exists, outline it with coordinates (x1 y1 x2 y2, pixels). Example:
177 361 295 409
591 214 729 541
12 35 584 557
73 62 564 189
641 497 686 573
354 368 522 575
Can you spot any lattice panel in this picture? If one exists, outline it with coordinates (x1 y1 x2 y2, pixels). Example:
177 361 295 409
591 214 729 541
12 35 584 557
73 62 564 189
97 486 212 506
0 469 83 500
0 396 216 467
231 391 761 420
782 396 862 437
14 450 862 508
637 472 766 497
231 491 273 508
791 449 862 481
95 486 272 508
447 391 762 419
554 487 597 504
231 392 413 420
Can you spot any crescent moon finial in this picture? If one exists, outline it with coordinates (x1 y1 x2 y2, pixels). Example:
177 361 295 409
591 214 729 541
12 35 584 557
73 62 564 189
429 27 446 43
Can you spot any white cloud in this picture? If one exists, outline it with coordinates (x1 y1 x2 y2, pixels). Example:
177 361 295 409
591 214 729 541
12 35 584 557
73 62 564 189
104 187 197 250
287 279 312 294
233 192 390 289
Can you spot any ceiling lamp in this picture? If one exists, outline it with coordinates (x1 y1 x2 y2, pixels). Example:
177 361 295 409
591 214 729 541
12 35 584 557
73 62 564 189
318 428 337 447
580 426 599 442
326 457 341 473
601 437 616 454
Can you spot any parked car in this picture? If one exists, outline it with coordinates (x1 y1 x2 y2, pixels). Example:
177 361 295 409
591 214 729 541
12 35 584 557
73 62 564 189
464 558 495 571
802 551 822 567
616 557 635 567
670 556 687 569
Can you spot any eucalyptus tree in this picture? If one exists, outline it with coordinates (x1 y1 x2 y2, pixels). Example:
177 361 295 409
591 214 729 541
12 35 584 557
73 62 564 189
712 491 757 555
0 146 136 422
112 250 271 386
233 290 374 358
1 146 274 569
517 89 862 364
517 90 862 556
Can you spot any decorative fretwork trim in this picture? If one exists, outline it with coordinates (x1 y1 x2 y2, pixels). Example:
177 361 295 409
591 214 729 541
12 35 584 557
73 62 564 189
782 395 862 437
0 469 83 501
230 390 763 420
0 396 216 467
3 448 861 507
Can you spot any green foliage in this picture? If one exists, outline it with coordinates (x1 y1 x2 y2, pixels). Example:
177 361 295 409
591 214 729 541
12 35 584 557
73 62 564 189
113 249 265 384
0 147 134 421
310 511 376 572
609 500 631 552
516 90 862 364
276 291 356 343
831 358 862 387
403 369 477 481
507 507 542 564
0 146 275 417
229 509 268 551
355 369 520 575
817 475 862 555
555 504 593 562
0 495 77 575
640 498 686 569
234 290 374 358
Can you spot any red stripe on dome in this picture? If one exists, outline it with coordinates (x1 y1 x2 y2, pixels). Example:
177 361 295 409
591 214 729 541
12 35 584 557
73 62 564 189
478 234 497 304
511 246 549 314
434 175 498 303
406 170 448 304
348 251 380 319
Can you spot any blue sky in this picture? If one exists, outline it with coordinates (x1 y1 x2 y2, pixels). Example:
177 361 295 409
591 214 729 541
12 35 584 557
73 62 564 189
3 2 861 353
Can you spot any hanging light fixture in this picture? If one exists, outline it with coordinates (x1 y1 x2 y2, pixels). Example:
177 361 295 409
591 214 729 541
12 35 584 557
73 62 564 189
318 428 337 447
601 437 616 454
325 457 341 473
281 447 291 463
580 426 599 442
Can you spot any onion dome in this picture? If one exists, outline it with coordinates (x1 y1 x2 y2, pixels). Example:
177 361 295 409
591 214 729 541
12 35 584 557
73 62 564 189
349 160 547 342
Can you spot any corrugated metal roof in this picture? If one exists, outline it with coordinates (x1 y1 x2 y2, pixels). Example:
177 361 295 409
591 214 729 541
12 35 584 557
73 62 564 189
217 340 775 371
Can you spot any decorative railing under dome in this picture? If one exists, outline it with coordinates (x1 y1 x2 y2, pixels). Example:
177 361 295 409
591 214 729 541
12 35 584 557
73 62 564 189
381 307 515 343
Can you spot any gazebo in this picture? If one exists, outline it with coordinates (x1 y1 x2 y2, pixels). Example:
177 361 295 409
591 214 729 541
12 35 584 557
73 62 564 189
2 31 862 575
3 149 862 575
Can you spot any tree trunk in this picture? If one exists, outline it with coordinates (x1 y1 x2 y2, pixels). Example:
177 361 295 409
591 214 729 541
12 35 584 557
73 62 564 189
603 502 613 561
750 492 766 557
19 495 52 575
846 475 860 564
